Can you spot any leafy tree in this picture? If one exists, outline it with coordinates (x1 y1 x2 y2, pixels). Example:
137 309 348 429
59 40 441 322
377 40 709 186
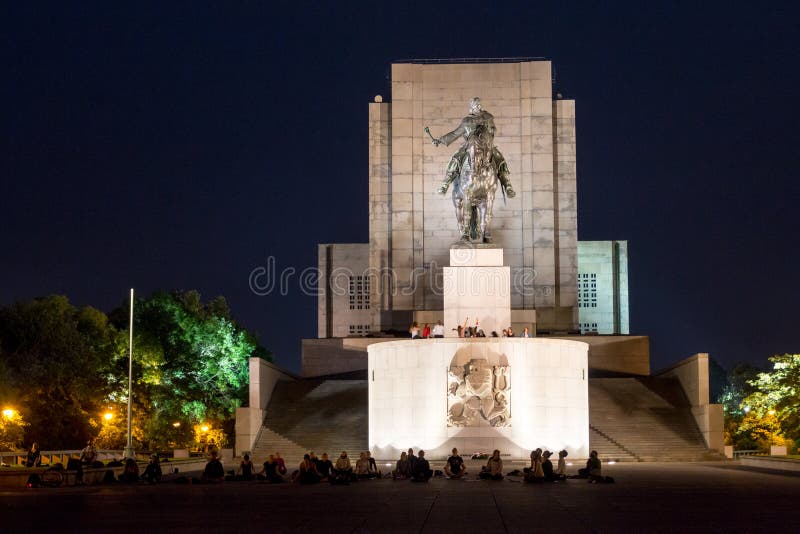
108 290 269 450
0 296 121 449
717 363 760 419
0 408 28 451
742 354 800 451
0 292 268 450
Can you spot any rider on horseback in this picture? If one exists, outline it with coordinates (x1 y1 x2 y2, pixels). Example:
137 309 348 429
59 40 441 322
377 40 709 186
432 97 516 199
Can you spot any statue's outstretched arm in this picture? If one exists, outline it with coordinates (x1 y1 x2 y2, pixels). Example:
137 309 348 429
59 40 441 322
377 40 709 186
428 119 466 147
438 122 466 147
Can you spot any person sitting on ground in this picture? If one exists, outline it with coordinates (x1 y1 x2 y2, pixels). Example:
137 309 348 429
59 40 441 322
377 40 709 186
355 452 372 479
507 327 515 337
80 440 97 465
432 320 445 338
119 458 140 483
201 450 225 483
541 451 557 482
524 448 545 483
556 450 568 479
480 449 504 480
393 451 411 480
333 451 353 480
491 331 499 337
587 450 603 482
141 454 162 484
296 454 322 484
445 447 466 479
407 448 418 473
501 329 508 337
422 323 431 338
237 453 255 480
274 452 287 477
578 450 603 481
521 327 530 338
366 451 381 478
411 450 432 482
25 442 41 468
409 321 421 339
258 455 284 483
316 453 333 481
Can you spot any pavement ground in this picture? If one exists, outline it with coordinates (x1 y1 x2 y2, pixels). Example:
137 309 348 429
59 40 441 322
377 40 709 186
1 462 798 533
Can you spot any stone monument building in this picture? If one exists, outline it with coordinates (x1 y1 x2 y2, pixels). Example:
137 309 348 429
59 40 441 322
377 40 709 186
319 58 585 338
235 59 723 464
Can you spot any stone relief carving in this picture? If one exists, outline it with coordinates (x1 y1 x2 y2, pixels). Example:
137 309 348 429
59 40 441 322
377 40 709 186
447 358 510 427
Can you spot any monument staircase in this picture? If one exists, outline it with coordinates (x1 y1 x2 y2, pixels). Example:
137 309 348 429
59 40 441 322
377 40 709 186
588 377 716 462
251 378 368 464
251 375 715 463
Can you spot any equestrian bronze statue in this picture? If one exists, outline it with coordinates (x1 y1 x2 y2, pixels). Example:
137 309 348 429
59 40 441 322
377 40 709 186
426 97 515 243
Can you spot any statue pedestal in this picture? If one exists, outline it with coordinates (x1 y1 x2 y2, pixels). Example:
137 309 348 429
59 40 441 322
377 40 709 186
443 246 511 337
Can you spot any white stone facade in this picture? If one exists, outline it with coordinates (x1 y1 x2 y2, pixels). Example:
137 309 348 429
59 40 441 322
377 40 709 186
443 247 510 337
576 241 629 335
368 60 578 334
317 243 372 338
368 338 590 460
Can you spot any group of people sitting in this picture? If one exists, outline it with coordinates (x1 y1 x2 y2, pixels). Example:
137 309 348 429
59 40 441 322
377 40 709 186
409 317 532 339
23 441 610 487
409 321 445 339
391 448 435 482
230 450 384 485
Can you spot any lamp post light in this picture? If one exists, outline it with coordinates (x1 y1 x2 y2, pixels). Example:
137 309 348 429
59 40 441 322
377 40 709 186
2 408 15 419
103 411 113 421
124 288 135 460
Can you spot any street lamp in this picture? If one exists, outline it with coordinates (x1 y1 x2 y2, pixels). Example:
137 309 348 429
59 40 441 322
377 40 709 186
124 288 135 460
2 408 15 419
103 411 113 421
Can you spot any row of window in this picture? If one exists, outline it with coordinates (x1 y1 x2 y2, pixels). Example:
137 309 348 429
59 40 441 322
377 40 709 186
577 272 597 308
349 324 371 334
349 275 371 310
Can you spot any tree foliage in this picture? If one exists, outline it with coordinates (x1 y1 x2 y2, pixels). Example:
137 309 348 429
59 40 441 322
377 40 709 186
742 354 800 448
0 291 269 451
0 296 120 449
721 355 800 452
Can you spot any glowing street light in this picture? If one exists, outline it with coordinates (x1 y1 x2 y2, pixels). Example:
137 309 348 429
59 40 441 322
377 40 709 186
2 408 15 419
103 411 114 421
768 409 776 416
201 425 210 433
172 422 181 428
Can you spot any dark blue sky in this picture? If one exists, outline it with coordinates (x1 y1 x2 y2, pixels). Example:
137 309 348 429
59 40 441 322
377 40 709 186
2 2 798 373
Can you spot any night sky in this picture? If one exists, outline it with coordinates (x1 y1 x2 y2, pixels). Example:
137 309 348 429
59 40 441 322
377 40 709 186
3 2 798 373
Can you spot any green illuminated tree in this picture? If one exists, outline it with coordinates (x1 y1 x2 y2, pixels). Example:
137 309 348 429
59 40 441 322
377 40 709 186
742 354 800 449
108 291 269 450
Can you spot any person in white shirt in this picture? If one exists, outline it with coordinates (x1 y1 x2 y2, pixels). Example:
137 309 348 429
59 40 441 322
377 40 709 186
432 320 445 338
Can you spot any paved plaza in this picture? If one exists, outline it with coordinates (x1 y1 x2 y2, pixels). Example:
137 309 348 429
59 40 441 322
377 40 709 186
1 462 799 532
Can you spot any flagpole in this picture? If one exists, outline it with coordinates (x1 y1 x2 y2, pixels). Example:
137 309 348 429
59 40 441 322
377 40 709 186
124 288 135 460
